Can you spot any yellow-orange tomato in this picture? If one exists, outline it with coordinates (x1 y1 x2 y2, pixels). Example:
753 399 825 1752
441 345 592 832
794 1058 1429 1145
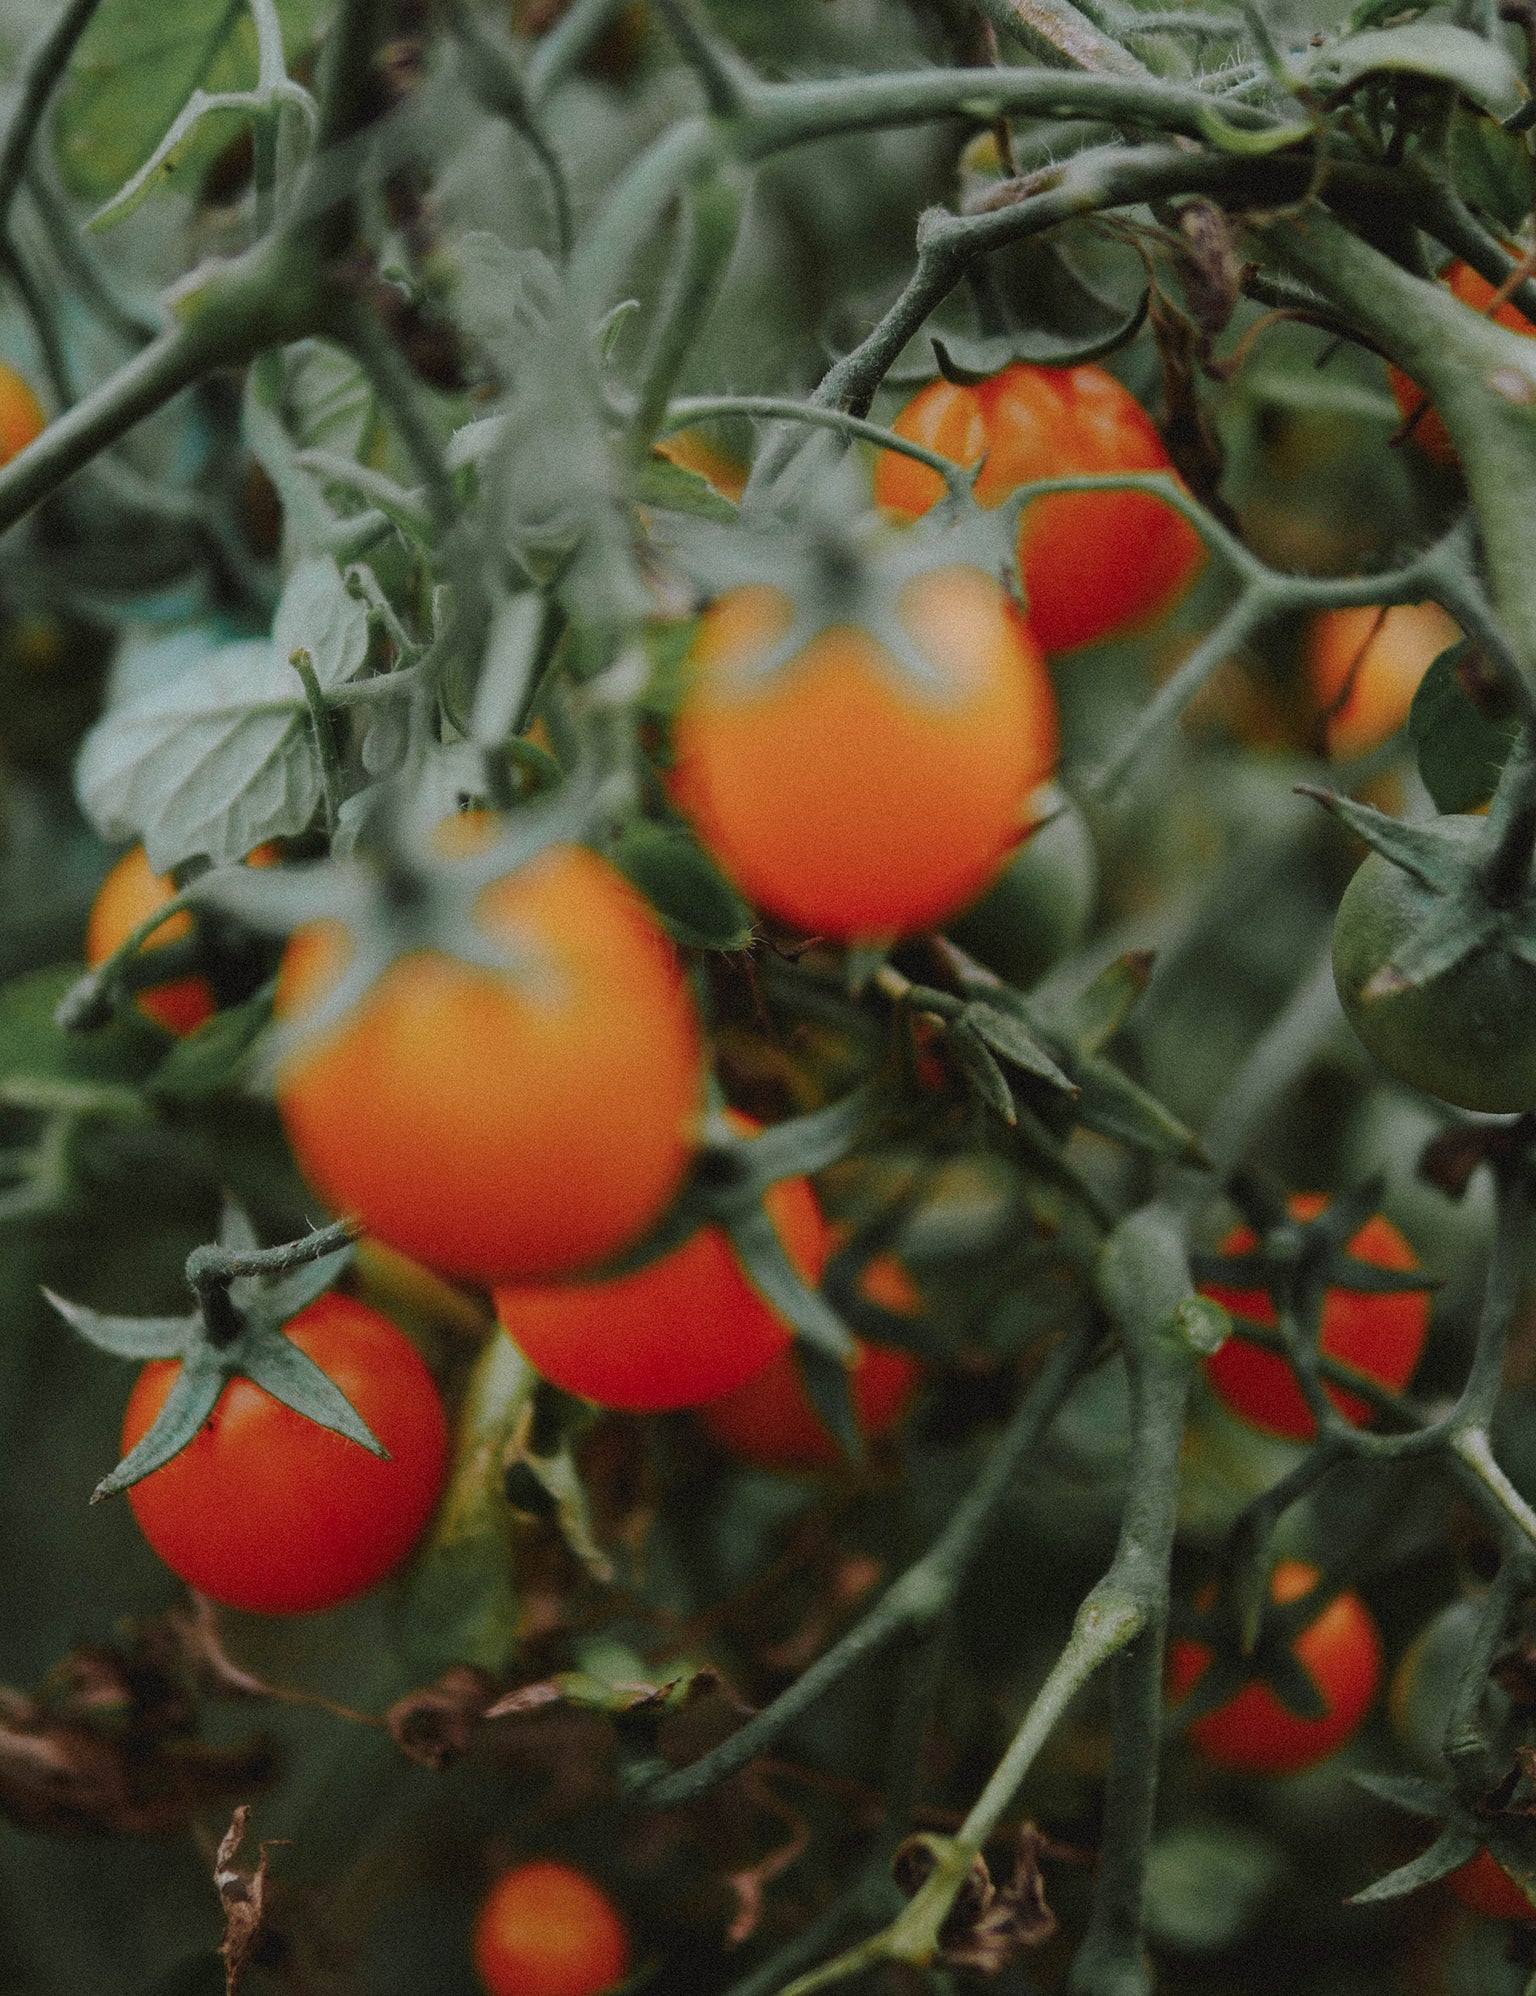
495 1116 830 1411
671 567 1058 940
1305 603 1461 760
1389 260 1536 463
1449 1849 1536 1922
653 427 747 503
86 845 216 1037
275 843 704 1285
1167 1560 1382 1776
0 361 44 466
874 363 1204 655
472 1860 630 1996
1201 1193 1429 1443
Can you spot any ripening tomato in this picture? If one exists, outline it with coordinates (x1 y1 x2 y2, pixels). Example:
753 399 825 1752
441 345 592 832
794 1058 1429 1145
1167 1559 1382 1775
1388 259 1536 463
86 845 216 1037
1200 1194 1429 1442
653 427 747 503
1305 602 1461 760
0 361 44 466
671 565 1058 939
494 1115 829 1411
275 843 704 1285
472 1861 630 1996
874 363 1204 654
121 1292 449 1615
1449 1849 1536 1922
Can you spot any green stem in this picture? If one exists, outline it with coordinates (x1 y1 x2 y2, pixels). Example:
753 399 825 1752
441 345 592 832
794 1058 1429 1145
0 0 108 228
526 0 634 103
448 0 574 259
629 172 744 458
569 116 721 319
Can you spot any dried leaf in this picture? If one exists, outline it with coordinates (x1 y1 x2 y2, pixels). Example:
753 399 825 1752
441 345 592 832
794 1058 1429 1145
387 1667 500 1769
215 1806 284 1996
892 1826 1056 1972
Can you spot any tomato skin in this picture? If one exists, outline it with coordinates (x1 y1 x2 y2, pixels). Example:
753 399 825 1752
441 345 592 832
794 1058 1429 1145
671 566 1058 940
874 364 1204 655
1388 261 1536 463
697 1332 922 1471
86 845 217 1038
1332 815 1536 1113
0 362 44 467
494 1119 830 1411
121 1293 449 1616
1306 602 1461 761
274 843 704 1285
652 427 747 503
472 1861 630 1996
1200 1194 1428 1442
1167 1559 1382 1776
1449 1849 1536 1922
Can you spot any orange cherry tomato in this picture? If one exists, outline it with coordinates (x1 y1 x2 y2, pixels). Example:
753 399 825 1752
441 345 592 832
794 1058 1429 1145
1200 1194 1428 1443
1305 602 1461 760
653 427 747 503
494 1115 830 1411
473 1860 630 1996
1449 1849 1536 1922
671 565 1058 939
86 845 216 1037
874 363 1204 654
0 361 44 466
121 1292 449 1615
1388 260 1536 463
1167 1559 1382 1776
275 842 703 1285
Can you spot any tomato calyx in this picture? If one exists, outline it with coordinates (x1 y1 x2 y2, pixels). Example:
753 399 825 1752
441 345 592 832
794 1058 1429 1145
1169 1566 1347 1732
1347 1783 1536 1915
1191 1183 1437 1324
44 1201 383 1501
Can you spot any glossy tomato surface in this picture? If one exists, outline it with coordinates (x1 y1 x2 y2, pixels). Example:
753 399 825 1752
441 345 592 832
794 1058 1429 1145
472 1861 630 1996
495 1117 829 1411
1201 1193 1429 1441
1388 260 1536 463
1167 1559 1382 1776
875 363 1204 654
122 1293 449 1615
671 565 1057 939
1306 602 1460 760
86 845 216 1038
275 843 704 1284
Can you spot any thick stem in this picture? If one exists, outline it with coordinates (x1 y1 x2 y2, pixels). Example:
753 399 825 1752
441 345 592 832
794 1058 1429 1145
0 0 108 228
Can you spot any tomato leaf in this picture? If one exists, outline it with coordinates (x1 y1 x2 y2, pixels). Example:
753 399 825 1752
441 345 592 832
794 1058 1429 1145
1303 24 1525 118
793 1340 863 1465
1349 1824 1481 1904
610 820 756 951
1449 108 1536 234
0 966 163 1101
1408 640 1520 814
147 984 275 1103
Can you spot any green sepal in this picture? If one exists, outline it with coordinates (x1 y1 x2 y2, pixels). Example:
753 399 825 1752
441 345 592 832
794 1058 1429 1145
1298 786 1466 890
1055 951 1156 1056
794 1339 863 1465
610 819 755 951
42 1291 192 1361
239 1329 389 1458
1351 1772 1454 1817
1071 1054 1208 1165
92 1347 228 1501
1349 1824 1481 1904
727 1080 883 1192
960 1001 1078 1096
148 985 276 1102
1190 1251 1438 1299
947 1019 1017 1124
263 1246 357 1320
928 288 1149 384
726 1201 855 1362
1409 641 1521 815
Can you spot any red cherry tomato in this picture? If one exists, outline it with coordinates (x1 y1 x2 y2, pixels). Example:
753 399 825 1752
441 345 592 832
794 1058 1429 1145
121 1292 449 1615
86 845 216 1037
1449 1849 1536 1922
494 1115 830 1412
274 842 704 1285
670 565 1058 940
1388 260 1536 463
1200 1194 1429 1443
1167 1559 1382 1775
874 363 1204 654
0 361 44 467
472 1860 630 1996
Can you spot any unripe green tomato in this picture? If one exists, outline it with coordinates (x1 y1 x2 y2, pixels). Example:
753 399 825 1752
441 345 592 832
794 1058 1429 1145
947 784 1097 988
1332 816 1536 1112
1388 1598 1484 1771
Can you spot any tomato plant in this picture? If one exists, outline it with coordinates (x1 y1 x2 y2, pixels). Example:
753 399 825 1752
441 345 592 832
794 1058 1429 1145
121 1292 449 1616
472 1860 630 1996
1199 1193 1429 1441
274 843 704 1284
1387 260 1536 463
874 363 1205 655
696 1333 921 1471
670 562 1058 938
84 844 216 1037
1306 602 1462 760
1167 1560 1383 1776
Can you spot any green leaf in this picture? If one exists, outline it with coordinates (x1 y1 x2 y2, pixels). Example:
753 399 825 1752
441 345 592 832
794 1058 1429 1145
273 558 370 692
1350 1824 1481 1904
1304 24 1526 118
1408 640 1520 813
962 1001 1077 1095
610 820 756 951
635 454 739 522
1145 1825 1281 1953
1450 107 1536 233
147 984 274 1102
0 966 162 1100
54 0 325 204
794 1340 863 1465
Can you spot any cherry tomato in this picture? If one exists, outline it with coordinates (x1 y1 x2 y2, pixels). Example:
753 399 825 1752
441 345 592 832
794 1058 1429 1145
494 1115 830 1412
275 842 704 1285
0 361 44 467
671 565 1058 939
1200 1193 1429 1442
472 1860 630 1996
1449 1849 1536 1922
86 845 216 1037
1388 260 1536 463
1332 815 1536 1113
1167 1559 1382 1775
652 427 747 503
121 1292 449 1615
1305 602 1461 761
874 363 1204 655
